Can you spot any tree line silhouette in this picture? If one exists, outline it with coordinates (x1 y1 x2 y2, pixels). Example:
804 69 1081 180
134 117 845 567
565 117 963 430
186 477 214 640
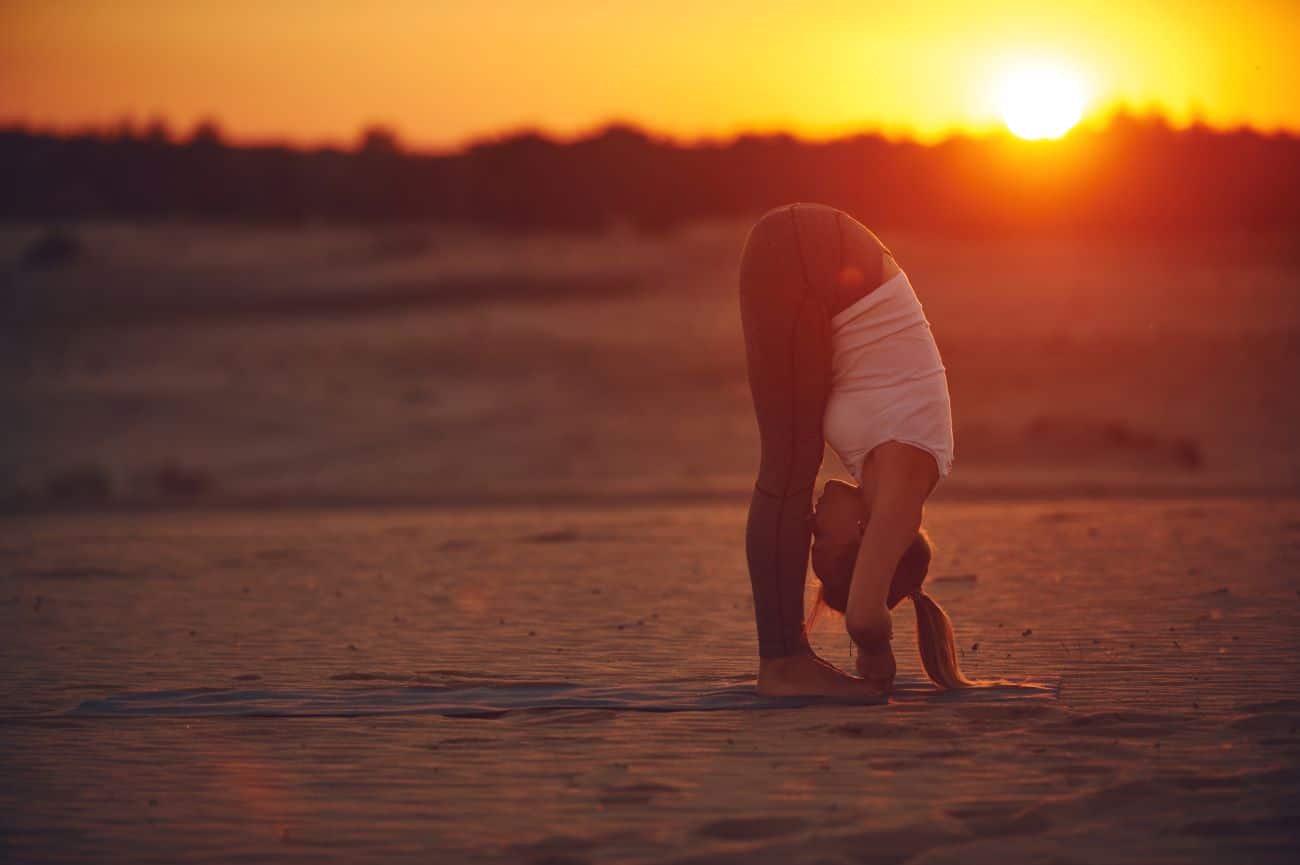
3 114 1298 234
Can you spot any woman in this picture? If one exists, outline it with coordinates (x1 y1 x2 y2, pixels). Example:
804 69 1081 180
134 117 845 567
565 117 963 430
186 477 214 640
739 202 970 697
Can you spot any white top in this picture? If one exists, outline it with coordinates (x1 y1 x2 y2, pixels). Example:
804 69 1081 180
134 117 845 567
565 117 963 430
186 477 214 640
823 269 955 484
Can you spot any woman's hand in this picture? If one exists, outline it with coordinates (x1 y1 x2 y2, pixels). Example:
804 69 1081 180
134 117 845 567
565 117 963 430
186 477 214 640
845 605 895 691
855 643 897 693
844 605 893 652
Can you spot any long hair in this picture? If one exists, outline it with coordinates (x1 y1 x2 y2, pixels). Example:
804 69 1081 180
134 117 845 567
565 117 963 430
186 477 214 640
810 527 973 689
910 589 973 689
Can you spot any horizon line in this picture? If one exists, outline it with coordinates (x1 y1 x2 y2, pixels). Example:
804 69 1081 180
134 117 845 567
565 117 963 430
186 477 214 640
3 106 1298 158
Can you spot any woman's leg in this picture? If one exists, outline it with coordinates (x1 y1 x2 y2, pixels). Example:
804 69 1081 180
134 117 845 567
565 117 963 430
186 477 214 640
738 204 839 659
740 205 893 697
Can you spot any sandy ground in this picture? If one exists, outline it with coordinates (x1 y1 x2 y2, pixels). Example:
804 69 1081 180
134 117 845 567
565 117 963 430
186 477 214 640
2 497 1298 863
3 222 1299 508
2 221 1298 861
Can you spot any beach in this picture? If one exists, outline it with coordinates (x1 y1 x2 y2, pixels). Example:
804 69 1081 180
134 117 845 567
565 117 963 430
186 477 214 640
2 221 1299 862
2 497 1299 863
4 222 1299 508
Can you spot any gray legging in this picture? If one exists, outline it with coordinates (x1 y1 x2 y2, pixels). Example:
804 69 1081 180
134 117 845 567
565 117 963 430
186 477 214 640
739 202 894 658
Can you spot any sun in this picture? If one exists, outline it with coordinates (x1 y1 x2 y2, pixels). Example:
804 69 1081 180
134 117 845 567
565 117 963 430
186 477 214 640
994 58 1088 140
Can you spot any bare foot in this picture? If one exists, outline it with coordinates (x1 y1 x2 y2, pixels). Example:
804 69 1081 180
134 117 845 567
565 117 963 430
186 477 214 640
756 651 885 699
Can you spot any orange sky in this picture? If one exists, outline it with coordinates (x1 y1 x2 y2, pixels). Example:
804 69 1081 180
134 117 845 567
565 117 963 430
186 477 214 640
2 0 1298 149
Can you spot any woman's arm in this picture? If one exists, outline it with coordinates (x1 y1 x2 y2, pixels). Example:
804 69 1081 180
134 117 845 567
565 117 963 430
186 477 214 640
843 444 937 650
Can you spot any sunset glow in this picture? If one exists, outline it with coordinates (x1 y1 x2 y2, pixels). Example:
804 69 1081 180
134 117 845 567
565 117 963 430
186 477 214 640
1 1 1298 147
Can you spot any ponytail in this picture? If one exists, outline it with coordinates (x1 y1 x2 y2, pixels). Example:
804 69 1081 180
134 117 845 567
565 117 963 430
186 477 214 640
911 590 972 689
808 514 976 690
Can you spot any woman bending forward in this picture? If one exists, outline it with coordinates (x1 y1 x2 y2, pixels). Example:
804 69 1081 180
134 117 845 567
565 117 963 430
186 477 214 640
739 202 972 697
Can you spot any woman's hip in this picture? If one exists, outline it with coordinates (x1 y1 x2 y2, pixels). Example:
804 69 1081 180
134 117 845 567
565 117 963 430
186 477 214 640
740 203 895 316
